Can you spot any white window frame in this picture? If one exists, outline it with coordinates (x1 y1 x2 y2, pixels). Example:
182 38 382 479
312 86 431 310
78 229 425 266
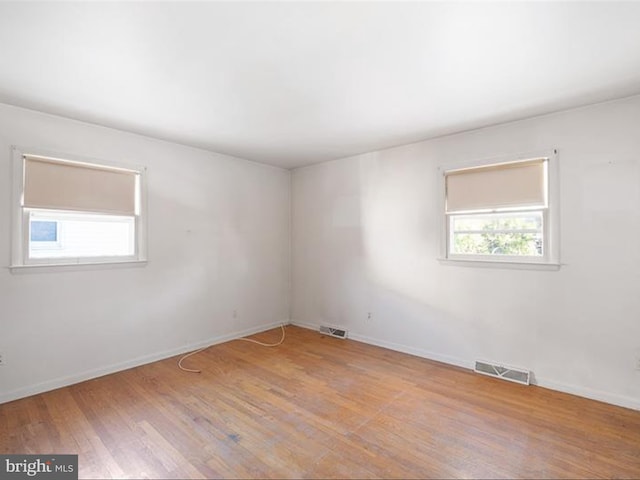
10 146 148 271
438 149 560 269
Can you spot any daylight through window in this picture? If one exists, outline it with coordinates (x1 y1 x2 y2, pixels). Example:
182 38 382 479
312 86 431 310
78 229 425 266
12 150 146 268
443 157 556 264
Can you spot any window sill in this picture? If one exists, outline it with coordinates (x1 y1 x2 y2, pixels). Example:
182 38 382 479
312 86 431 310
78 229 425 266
437 257 560 271
9 259 147 274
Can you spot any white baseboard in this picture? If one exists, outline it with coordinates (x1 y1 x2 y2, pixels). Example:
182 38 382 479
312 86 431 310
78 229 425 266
291 321 640 412
7 320 638 412
291 320 470 369
0 321 287 405
534 377 640 412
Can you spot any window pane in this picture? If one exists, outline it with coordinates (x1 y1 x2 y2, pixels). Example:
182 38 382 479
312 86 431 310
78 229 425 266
30 221 57 242
29 211 135 259
450 211 543 256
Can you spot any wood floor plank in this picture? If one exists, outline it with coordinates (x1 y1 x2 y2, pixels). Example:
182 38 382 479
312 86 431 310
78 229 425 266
2 325 640 479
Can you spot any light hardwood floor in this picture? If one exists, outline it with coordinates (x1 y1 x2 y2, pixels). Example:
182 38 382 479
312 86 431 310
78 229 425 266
2 325 640 478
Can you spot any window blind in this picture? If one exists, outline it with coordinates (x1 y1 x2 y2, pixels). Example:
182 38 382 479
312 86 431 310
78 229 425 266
445 159 546 213
23 155 137 215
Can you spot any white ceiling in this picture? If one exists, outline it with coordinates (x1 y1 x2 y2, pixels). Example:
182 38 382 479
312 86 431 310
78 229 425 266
1 2 639 169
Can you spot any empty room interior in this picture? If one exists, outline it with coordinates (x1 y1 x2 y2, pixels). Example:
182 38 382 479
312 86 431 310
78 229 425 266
2 1 640 479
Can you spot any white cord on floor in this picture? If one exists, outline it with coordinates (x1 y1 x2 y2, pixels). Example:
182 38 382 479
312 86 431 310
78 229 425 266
177 346 209 373
177 324 286 373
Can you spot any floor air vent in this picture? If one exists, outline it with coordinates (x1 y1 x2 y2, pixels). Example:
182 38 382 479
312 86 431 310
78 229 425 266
474 360 530 385
319 326 348 339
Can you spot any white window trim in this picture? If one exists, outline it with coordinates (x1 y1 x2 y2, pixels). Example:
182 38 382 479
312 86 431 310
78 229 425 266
437 149 560 269
10 146 148 271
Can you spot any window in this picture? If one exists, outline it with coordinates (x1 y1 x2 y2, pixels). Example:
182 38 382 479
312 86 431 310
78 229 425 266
450 211 543 257
441 151 559 266
28 211 135 259
11 147 147 268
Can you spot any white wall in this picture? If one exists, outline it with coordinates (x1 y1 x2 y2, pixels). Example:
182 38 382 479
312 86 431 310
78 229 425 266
292 95 640 410
4 95 640 411
0 103 290 403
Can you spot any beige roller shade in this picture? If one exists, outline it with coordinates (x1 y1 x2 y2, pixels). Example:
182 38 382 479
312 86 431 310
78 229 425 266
23 156 137 215
446 159 546 213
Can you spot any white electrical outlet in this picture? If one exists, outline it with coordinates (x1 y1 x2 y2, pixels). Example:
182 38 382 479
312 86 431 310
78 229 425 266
0 351 5 366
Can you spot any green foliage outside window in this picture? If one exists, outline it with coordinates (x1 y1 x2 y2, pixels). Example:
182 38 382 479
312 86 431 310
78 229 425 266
451 214 542 256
